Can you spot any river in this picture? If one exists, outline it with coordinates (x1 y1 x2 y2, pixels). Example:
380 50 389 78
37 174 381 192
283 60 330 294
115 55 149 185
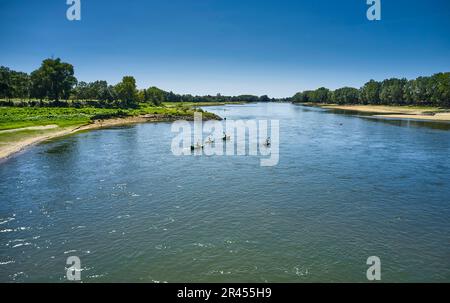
1 103 449 282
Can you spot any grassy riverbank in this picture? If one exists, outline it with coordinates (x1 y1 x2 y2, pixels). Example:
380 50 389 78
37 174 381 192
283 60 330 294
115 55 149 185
0 103 221 160
0 103 221 131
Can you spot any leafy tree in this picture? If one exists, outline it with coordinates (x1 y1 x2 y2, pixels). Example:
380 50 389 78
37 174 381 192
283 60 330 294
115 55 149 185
10 71 31 100
292 91 310 103
73 81 89 100
0 66 12 99
235 95 260 102
90 80 110 101
311 87 331 103
259 95 271 102
293 89 331 103
1 59 448 109
379 78 407 104
30 58 77 101
30 68 48 101
137 89 146 103
106 85 117 102
72 80 113 103
166 91 181 102
430 73 450 107
181 94 194 102
402 80 415 105
146 86 166 106
115 76 139 107
332 87 360 104
360 80 381 104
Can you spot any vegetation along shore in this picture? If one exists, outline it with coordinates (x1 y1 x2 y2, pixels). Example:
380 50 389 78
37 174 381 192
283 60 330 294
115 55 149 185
1 57 449 159
291 72 449 122
0 58 236 160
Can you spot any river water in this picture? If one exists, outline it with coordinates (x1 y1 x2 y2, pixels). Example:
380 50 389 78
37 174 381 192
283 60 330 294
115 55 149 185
1 103 449 282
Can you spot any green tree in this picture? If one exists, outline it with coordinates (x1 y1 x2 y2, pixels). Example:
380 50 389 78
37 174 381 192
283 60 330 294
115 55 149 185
0 66 12 99
73 81 89 100
360 80 381 104
259 95 270 102
30 68 48 101
166 91 180 102
311 87 330 103
115 76 139 108
430 73 450 107
332 87 360 104
379 78 407 105
146 86 166 106
90 80 110 101
30 58 77 102
292 90 316 103
10 71 31 100
403 77 432 105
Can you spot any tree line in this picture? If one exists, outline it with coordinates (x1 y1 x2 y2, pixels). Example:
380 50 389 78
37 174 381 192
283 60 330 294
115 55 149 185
3 58 447 108
292 73 450 107
0 58 277 108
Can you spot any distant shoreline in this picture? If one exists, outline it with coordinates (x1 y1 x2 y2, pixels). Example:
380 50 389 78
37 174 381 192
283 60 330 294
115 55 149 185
298 103 450 122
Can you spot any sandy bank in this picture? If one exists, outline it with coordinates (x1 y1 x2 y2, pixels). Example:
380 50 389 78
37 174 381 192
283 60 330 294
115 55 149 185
0 124 59 134
319 105 450 122
374 113 450 121
0 114 212 161
321 105 429 114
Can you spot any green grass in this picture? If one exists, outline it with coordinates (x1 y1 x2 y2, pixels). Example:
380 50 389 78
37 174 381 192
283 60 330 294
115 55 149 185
0 103 220 131
0 107 119 130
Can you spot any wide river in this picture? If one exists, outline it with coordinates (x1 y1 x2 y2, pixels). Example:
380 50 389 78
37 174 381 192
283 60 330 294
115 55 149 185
1 103 450 282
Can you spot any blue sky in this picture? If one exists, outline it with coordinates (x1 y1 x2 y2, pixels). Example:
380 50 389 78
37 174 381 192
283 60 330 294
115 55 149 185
1 0 449 97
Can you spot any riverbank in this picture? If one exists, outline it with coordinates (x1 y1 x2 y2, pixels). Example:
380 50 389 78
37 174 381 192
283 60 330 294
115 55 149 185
301 104 450 122
0 109 221 161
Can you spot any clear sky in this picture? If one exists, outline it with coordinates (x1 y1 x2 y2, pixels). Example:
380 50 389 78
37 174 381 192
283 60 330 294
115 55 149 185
1 0 449 97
